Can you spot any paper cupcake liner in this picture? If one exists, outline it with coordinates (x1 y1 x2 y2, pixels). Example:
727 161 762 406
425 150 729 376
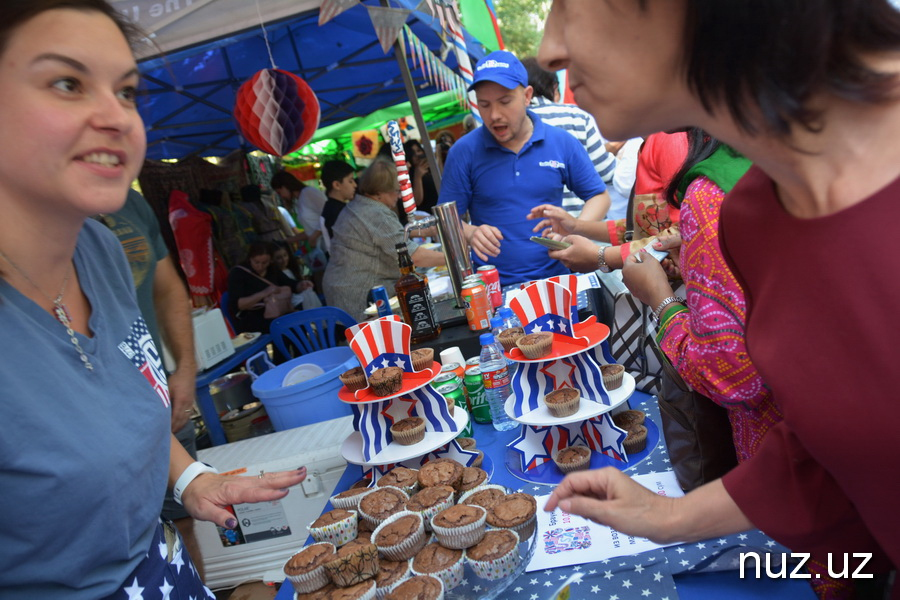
623 425 648 453
489 514 536 541
546 397 580 418
411 551 466 591
283 542 334 594
371 511 427 561
466 530 521 581
407 494 454 532
324 544 380 588
602 367 624 390
390 421 426 446
516 335 552 359
498 329 524 352
458 484 508 508
307 511 358 547
358 488 410 528
375 565 413 600
330 488 373 511
381 574 444 600
553 447 592 474
411 349 435 371
430 505 487 550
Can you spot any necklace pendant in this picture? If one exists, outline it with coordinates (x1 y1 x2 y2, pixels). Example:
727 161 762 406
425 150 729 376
53 302 72 326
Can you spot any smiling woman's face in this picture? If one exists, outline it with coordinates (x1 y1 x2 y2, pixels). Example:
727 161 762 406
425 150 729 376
538 0 700 141
0 8 145 219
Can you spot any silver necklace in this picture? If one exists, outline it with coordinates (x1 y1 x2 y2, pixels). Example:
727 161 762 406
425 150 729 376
0 249 94 371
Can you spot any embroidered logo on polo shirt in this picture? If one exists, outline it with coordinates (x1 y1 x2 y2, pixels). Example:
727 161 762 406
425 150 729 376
118 317 170 407
477 59 510 71
539 160 566 169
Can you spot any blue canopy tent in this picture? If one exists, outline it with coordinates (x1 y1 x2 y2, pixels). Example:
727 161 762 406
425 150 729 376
121 0 488 160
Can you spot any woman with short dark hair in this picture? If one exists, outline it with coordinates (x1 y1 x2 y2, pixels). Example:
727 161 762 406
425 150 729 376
540 0 900 592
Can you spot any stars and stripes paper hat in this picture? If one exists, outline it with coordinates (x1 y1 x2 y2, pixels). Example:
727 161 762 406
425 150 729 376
348 316 416 378
516 274 580 322
510 279 580 340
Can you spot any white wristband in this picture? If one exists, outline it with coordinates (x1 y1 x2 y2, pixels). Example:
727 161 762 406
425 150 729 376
173 461 218 506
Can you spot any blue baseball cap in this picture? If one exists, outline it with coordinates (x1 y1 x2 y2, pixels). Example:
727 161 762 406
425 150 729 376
468 50 528 92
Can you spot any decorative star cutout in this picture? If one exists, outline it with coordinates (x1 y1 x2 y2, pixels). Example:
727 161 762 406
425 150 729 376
582 415 627 461
409 439 479 467
539 359 577 391
509 425 556 470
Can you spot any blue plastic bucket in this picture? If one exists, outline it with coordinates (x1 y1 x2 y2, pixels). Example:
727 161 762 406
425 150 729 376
251 347 358 431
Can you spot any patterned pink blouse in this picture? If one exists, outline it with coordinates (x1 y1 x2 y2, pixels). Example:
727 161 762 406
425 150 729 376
657 177 783 463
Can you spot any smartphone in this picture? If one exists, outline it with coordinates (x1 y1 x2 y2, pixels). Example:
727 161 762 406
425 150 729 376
530 236 572 250
642 245 669 262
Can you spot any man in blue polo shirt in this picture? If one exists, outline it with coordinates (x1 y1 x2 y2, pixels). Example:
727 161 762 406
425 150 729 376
440 50 609 285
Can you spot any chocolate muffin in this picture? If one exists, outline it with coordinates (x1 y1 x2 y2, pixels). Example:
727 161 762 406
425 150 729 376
384 575 443 600
372 511 426 561
612 409 646 431
600 364 625 390
430 504 487 549
554 445 592 473
487 493 537 539
460 485 507 511
497 326 525 352
330 486 372 510
411 348 435 371
410 542 464 590
623 424 648 454
375 558 410 594
339 366 367 392
358 487 409 526
369 366 403 396
457 467 488 495
405 485 455 532
390 417 426 446
544 387 580 418
466 529 521 581
296 580 376 600
308 509 358 547
323 542 380 588
312 509 355 529
417 458 464 490
283 542 336 593
455 437 477 451
376 467 420 495
515 332 553 359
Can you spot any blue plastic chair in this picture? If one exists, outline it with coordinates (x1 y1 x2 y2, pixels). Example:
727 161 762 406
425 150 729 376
270 306 357 358
219 291 237 332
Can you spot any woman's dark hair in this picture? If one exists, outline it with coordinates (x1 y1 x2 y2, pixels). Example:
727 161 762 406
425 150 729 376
680 0 900 136
270 170 306 193
664 129 719 209
522 56 559 102
0 0 142 57
273 242 303 279
321 160 355 193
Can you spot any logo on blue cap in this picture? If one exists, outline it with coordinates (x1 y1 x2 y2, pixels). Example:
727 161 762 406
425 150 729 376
468 50 528 92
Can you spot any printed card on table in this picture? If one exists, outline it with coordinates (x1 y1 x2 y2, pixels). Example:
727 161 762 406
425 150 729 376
527 472 685 572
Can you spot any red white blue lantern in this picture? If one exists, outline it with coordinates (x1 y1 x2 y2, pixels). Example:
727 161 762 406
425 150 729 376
233 69 320 156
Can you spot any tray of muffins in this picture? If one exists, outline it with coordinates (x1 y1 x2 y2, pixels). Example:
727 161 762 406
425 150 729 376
338 349 441 404
285 458 539 600
504 371 636 426
498 316 610 363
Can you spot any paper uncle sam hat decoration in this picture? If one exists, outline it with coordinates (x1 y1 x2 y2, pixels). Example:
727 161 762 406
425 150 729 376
348 316 416 378
510 280 576 339
514 274 580 323
233 69 320 156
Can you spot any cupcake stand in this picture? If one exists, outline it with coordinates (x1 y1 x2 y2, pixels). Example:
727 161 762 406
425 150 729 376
333 316 536 599
502 279 657 485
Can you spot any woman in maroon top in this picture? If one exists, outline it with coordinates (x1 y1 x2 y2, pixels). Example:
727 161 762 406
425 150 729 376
539 1 900 596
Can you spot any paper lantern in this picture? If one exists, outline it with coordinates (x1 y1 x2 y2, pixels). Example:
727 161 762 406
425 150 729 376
233 69 320 156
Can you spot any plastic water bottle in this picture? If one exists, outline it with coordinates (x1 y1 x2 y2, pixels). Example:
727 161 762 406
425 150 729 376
490 315 516 374
479 333 517 431
499 306 522 330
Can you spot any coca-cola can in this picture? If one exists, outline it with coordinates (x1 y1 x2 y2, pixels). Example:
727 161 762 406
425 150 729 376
461 280 491 331
477 265 502 308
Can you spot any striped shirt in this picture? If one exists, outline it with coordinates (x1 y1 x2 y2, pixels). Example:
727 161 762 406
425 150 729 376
530 96 616 217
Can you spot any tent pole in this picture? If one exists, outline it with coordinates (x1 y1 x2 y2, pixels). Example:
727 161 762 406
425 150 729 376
382 0 442 193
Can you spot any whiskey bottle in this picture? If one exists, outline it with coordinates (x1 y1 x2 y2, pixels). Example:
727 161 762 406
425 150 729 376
394 242 441 344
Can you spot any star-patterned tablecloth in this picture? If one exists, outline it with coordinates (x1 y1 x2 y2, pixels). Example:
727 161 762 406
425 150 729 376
275 391 816 600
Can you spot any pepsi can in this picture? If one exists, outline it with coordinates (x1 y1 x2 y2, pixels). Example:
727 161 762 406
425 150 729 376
371 286 393 317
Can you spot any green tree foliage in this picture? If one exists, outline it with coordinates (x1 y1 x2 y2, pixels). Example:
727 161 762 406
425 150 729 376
493 0 551 58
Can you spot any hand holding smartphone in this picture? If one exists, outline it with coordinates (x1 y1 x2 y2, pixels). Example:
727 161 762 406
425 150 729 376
530 236 572 250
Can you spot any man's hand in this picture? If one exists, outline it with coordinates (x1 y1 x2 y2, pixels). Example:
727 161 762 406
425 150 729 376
182 467 308 529
547 235 601 273
527 204 578 237
466 223 504 261
168 368 197 433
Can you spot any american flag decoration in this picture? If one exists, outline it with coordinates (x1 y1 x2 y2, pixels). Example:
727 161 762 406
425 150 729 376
508 355 611 418
344 315 401 344
582 414 628 461
510 279 575 338
319 0 360 26
118 317 170 407
349 316 415 378
518 274 580 322
385 120 418 215
509 425 570 471
510 361 553 416
367 6 412 54
406 385 457 432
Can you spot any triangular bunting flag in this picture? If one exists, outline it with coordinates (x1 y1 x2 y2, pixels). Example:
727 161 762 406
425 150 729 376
367 6 412 54
319 0 359 26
